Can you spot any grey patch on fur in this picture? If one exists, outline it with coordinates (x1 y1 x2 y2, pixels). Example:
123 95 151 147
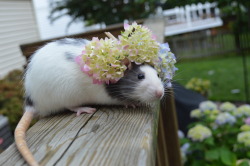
105 64 145 103
65 52 76 61
56 38 88 46
25 96 34 106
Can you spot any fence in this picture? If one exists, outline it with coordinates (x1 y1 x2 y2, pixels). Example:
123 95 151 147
166 30 250 59
163 2 222 36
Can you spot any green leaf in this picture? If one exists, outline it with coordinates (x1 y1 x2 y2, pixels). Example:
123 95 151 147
204 137 214 146
247 151 250 158
205 149 219 161
219 147 237 166
191 160 206 166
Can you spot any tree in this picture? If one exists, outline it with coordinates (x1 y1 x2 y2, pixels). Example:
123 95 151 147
49 0 158 27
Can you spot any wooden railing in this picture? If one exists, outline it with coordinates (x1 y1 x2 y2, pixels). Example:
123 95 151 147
0 22 181 166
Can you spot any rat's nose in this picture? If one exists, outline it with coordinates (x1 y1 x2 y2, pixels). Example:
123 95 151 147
155 90 163 99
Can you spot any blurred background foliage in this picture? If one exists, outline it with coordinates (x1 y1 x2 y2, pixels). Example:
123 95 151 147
0 70 24 131
49 0 158 26
49 0 250 32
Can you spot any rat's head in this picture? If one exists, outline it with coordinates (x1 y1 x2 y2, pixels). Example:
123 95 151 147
105 63 164 104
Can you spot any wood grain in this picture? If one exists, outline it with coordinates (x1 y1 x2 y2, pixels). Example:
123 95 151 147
159 92 182 166
0 105 159 166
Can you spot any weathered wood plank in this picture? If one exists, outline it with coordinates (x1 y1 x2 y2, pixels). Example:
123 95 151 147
0 112 93 166
0 105 159 166
159 91 182 166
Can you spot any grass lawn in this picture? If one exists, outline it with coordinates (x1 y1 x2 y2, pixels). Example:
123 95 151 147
174 55 250 102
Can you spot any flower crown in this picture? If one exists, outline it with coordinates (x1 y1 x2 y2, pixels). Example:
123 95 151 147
75 22 177 85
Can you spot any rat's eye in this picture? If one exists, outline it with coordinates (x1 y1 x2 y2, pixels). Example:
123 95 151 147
138 73 145 80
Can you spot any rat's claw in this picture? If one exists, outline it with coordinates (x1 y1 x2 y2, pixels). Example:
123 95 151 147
68 107 97 116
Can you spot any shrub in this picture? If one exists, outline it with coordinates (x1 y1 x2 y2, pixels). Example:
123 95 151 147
180 101 250 166
0 70 24 131
185 77 211 97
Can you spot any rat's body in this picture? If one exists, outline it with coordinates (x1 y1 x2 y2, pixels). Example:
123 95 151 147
15 38 164 166
25 38 120 117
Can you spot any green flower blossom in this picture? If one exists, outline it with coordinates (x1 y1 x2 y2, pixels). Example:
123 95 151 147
188 124 212 142
234 105 250 117
76 37 127 84
220 102 236 112
240 124 250 131
237 131 250 147
190 109 203 118
199 101 218 111
119 22 160 65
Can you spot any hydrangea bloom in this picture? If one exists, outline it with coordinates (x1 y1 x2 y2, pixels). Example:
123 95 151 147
199 101 218 111
187 124 212 141
215 112 236 125
245 117 250 125
190 109 202 118
178 130 184 139
234 105 250 117
155 43 177 84
207 109 220 121
119 22 160 65
75 38 127 84
180 143 189 164
237 131 250 147
180 150 187 165
75 22 177 84
181 143 190 154
219 102 236 112
240 124 250 131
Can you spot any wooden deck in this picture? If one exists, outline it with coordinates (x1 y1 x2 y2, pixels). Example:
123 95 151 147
0 98 181 166
0 106 159 165
0 103 173 166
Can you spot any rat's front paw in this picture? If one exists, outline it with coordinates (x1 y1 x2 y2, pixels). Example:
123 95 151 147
68 107 97 116
124 104 137 109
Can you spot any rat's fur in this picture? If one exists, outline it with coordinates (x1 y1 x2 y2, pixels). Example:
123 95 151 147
16 38 164 166
25 38 164 117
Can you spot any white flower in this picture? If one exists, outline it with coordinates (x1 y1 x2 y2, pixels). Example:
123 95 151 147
180 149 187 164
178 130 184 139
187 124 212 142
181 143 190 154
180 143 189 164
190 109 203 118
234 105 250 117
215 112 236 125
199 101 217 111
219 102 236 112
237 131 250 147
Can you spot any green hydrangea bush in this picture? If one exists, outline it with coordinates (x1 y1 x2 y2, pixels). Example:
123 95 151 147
185 77 211 97
0 70 24 131
179 101 250 166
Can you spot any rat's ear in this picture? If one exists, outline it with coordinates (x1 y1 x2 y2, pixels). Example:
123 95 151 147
121 58 132 70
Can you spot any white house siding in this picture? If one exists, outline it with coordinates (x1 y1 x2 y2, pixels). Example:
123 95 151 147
0 0 40 78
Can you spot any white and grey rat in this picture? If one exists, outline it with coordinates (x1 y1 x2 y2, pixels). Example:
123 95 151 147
15 38 165 166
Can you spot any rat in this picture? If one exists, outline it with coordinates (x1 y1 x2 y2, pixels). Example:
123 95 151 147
14 38 165 166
